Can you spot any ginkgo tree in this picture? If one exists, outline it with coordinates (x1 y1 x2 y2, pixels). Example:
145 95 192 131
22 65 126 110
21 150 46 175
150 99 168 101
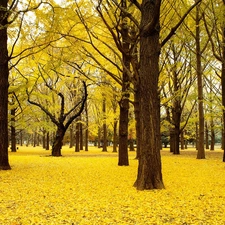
22 50 87 156
0 0 64 169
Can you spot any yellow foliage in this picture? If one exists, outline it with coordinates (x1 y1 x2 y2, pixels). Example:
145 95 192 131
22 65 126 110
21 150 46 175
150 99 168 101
1 147 225 224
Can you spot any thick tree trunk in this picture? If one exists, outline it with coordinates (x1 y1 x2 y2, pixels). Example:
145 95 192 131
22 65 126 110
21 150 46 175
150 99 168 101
52 128 65 156
0 1 11 170
134 0 164 190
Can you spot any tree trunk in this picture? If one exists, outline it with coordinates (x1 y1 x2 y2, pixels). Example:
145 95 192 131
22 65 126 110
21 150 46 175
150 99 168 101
80 120 83 150
0 1 11 170
196 2 205 159
118 101 129 165
134 87 141 159
170 129 180 154
112 119 118 152
210 120 215 151
118 0 130 166
43 130 46 149
102 97 107 152
20 130 23 146
52 128 65 156
134 0 164 190
85 100 88 151
205 122 209 149
75 122 80 152
98 127 101 148
69 125 74 148
11 108 16 152
46 132 50 150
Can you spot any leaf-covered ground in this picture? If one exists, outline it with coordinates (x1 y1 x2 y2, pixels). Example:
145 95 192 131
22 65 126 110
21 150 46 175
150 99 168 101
0 146 225 224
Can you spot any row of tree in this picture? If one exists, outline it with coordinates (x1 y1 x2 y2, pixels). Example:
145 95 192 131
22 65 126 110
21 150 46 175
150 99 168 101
1 0 225 190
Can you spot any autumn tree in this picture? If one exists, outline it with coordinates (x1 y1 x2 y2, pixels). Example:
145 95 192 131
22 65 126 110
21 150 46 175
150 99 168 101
25 58 87 156
203 0 225 160
160 40 196 154
134 0 202 189
0 0 11 169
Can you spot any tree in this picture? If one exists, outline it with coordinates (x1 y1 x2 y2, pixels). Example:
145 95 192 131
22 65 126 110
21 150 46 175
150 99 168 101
134 0 202 190
0 0 11 170
134 0 164 190
26 62 87 156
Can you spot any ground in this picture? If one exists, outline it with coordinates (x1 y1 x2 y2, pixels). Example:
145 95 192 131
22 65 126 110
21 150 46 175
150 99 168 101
0 146 224 224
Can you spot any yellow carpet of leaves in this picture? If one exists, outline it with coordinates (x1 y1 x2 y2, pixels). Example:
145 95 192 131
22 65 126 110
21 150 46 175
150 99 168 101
0 146 225 225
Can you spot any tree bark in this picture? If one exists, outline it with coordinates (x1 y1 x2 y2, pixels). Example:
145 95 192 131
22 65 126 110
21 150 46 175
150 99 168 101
112 119 118 152
196 2 205 159
118 0 130 166
134 87 141 159
11 108 16 152
0 0 11 170
85 100 88 151
69 125 74 148
52 128 65 156
134 0 164 190
46 132 50 150
75 122 80 152
102 97 107 152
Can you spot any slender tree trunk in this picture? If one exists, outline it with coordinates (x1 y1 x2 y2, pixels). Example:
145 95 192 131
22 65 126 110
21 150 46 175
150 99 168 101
118 0 130 166
134 0 164 190
69 124 74 148
210 119 215 150
52 128 65 156
0 0 11 170
11 108 16 152
102 97 107 152
112 119 118 152
46 132 50 150
196 2 205 159
75 122 80 152
20 130 23 146
43 130 46 149
80 120 83 150
85 101 88 151
205 122 209 149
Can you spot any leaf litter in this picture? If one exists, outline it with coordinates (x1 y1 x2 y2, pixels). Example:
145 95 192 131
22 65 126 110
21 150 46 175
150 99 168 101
0 147 225 224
